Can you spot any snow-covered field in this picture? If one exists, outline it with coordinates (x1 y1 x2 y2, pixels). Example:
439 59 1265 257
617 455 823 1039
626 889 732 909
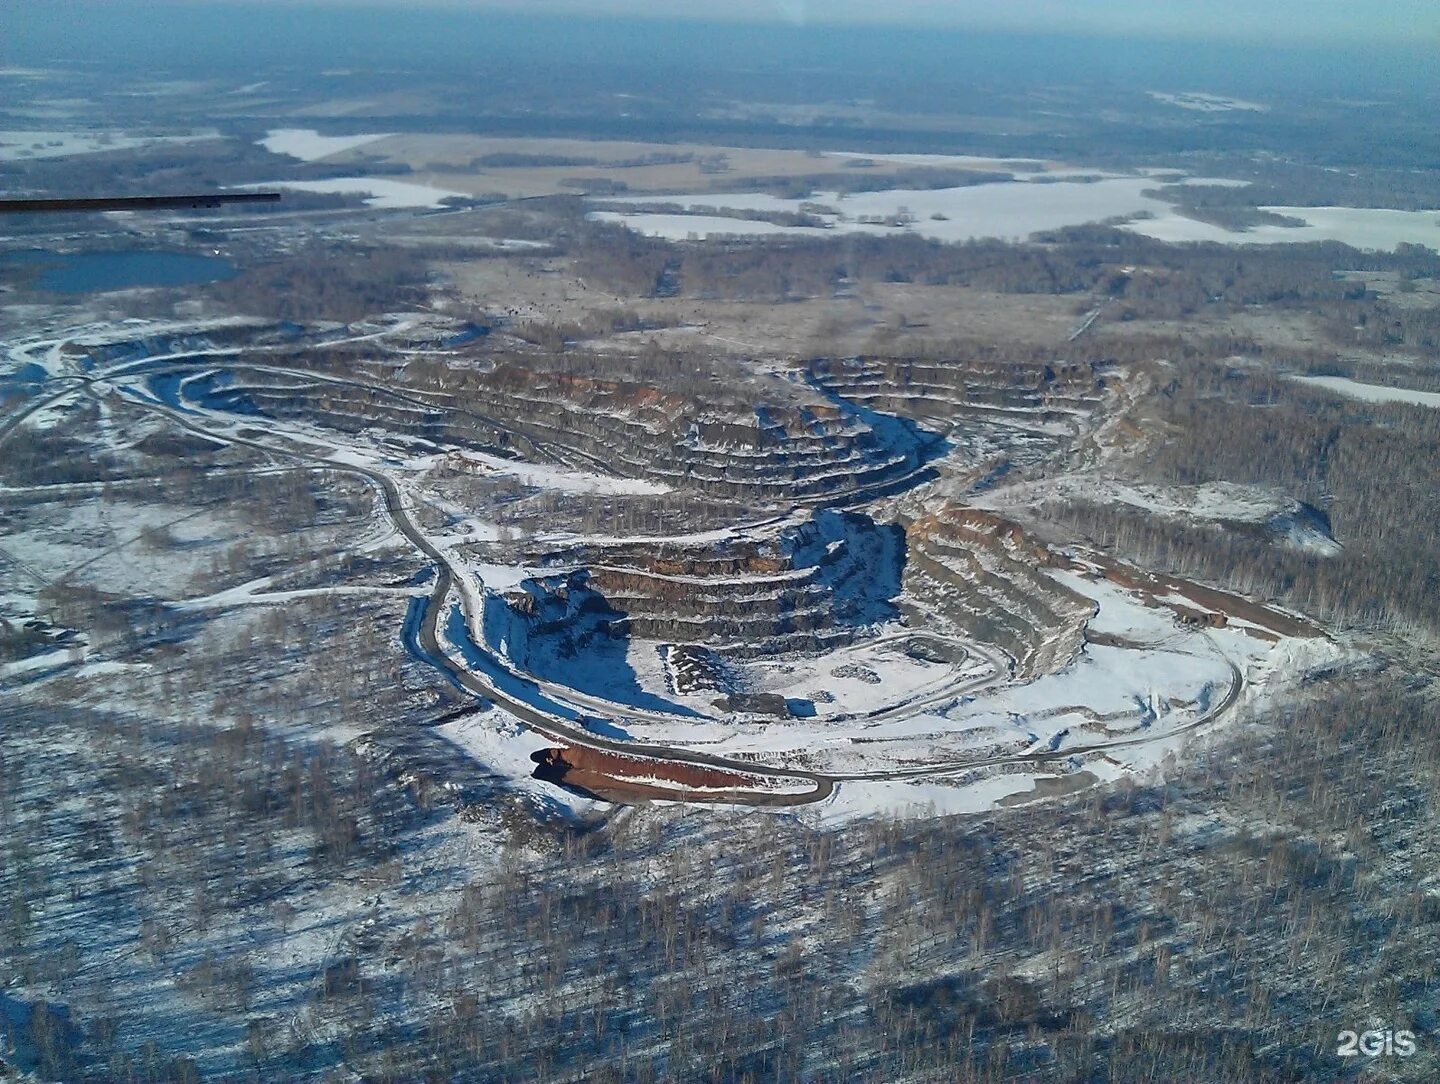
439 709 604 817
0 128 217 160
591 176 1178 244
588 211 829 239
1287 373 1440 409
820 150 1046 171
591 174 1440 252
975 474 1343 555
979 474 1297 524
807 774 1042 823
440 449 671 496
235 177 466 209
258 127 391 161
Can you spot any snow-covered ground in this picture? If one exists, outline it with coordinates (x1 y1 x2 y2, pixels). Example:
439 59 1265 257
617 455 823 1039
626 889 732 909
588 211 828 240
469 552 1302 794
585 628 995 723
820 150 1046 171
591 175 1440 252
1147 91 1267 112
258 127 391 161
439 449 671 495
0 315 1344 823
975 474 1342 556
978 474 1297 524
439 708 604 818
1287 373 1440 409
1 499 250 601
591 176 1180 244
234 177 466 209
807 774 1041 823
0 128 217 160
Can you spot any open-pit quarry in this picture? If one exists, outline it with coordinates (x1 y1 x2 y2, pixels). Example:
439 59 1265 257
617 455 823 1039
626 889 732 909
1 312 1337 817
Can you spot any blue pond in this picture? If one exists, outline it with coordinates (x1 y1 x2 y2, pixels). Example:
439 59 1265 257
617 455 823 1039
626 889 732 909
3 248 237 294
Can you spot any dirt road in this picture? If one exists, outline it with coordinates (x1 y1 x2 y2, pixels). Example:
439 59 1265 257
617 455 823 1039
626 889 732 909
0 337 1251 809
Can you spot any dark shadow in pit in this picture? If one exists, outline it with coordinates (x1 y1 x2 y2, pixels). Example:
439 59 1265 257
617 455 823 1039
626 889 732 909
801 374 953 482
798 509 908 630
480 581 705 717
530 748 612 802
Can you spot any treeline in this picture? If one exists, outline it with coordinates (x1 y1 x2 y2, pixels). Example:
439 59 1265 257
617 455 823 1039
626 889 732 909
1147 158 1440 212
593 200 832 229
1298 354 1440 394
1147 201 1307 233
0 137 407 205
570 219 1440 308
202 244 430 323
572 223 1103 300
1318 294 1440 354
1041 362 1440 633
739 165 1012 199
506 307 680 351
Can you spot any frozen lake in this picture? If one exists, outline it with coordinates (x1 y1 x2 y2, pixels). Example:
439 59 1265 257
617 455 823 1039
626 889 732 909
595 176 1181 244
3 249 237 293
1133 205 1440 251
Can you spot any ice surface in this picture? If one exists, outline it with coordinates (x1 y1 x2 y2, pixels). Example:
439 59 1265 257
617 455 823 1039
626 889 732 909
1130 206 1440 252
592 176 1182 243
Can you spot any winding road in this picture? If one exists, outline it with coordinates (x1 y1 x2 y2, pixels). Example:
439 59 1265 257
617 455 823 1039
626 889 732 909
0 325 1250 809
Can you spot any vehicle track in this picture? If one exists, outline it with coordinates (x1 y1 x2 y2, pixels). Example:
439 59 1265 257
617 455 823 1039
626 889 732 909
116 390 1247 807
0 336 1249 809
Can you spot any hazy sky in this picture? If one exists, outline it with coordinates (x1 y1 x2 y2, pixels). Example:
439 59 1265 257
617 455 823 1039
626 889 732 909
222 0 1437 46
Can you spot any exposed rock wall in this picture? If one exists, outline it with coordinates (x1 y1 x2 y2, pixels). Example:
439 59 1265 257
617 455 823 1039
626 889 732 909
181 355 938 505
805 356 1108 428
491 510 905 659
531 746 766 792
903 506 1094 680
473 363 932 503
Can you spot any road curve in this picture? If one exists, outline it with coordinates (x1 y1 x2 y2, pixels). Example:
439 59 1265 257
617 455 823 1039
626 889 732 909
1 347 1249 810
136 393 1247 806
99 389 838 805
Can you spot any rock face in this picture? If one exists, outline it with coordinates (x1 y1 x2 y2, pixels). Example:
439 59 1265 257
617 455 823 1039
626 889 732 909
804 355 1110 467
530 746 762 792
127 327 1119 688
473 364 938 504
166 367 548 462
712 692 791 717
147 343 1119 513
486 509 906 661
805 356 1108 428
902 506 1094 680
173 349 944 506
